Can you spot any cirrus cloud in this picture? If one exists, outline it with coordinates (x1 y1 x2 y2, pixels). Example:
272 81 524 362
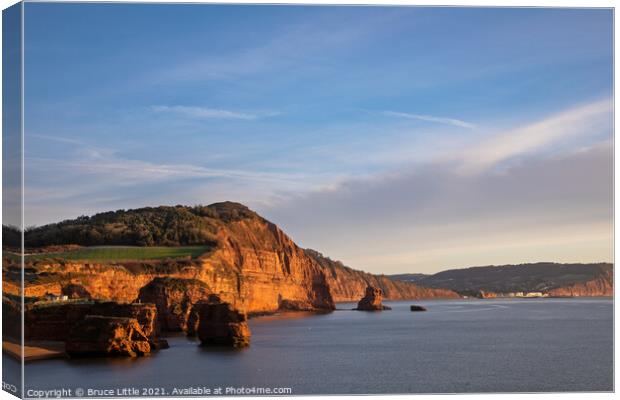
150 105 280 120
382 110 476 129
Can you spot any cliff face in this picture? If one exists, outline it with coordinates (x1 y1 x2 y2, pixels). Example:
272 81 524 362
197 215 337 312
137 277 212 331
548 268 613 297
307 250 460 301
66 316 152 357
22 302 158 342
325 268 460 301
8 202 459 314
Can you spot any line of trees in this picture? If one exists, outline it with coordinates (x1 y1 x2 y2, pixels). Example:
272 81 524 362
3 202 258 248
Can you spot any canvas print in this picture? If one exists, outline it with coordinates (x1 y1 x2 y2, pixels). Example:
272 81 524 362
2 2 614 398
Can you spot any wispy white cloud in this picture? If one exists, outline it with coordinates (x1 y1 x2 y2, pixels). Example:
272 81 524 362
27 154 318 187
382 111 476 129
150 12 404 86
24 144 344 226
258 98 613 272
452 98 613 174
263 141 613 273
150 105 279 120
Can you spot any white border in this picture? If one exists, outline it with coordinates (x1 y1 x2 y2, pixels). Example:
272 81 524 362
0 2 616 400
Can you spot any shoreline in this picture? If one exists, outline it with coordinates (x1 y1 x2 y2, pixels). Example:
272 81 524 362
6 297 612 363
3 339 66 362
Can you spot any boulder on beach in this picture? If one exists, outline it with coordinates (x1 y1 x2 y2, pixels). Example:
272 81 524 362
66 316 151 357
410 305 427 312
195 300 251 347
355 286 391 311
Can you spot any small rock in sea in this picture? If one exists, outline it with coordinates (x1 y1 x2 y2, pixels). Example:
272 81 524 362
410 305 427 312
355 286 391 311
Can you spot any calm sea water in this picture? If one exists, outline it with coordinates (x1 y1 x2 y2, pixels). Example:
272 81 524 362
7 298 614 396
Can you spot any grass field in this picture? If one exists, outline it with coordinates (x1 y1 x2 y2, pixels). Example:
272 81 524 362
23 246 212 262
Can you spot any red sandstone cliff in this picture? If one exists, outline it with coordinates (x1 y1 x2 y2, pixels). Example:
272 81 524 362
22 302 158 342
7 203 457 314
547 267 613 297
137 277 211 331
306 249 460 301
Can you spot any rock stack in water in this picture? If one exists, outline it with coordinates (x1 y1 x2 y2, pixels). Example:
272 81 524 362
355 286 392 311
186 294 222 337
66 316 152 357
195 299 251 347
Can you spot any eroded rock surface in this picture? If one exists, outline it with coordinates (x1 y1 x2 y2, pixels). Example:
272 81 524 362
306 249 460 301
355 286 391 311
66 316 151 357
61 283 92 299
186 294 222 337
548 268 613 297
196 301 251 347
24 302 158 342
12 203 460 319
137 277 211 332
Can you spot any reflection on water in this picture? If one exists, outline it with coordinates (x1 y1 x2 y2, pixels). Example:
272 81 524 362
249 311 321 323
18 298 613 395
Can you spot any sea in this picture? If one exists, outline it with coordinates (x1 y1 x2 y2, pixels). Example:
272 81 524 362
4 298 613 396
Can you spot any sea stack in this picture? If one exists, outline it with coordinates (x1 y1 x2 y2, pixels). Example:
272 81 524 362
355 286 391 311
196 300 251 347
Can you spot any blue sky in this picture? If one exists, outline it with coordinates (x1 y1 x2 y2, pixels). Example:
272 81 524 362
21 4 613 273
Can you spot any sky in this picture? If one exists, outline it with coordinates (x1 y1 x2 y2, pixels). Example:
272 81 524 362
19 4 613 274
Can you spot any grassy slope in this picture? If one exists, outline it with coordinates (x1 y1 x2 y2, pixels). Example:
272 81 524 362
24 246 212 262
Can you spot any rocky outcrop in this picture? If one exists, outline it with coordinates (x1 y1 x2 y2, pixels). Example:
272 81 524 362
66 316 151 357
24 302 158 342
187 294 223 336
15 205 338 314
355 286 391 311
62 283 92 299
137 277 211 332
410 305 427 311
11 202 459 321
548 268 613 297
196 301 251 347
198 212 336 313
